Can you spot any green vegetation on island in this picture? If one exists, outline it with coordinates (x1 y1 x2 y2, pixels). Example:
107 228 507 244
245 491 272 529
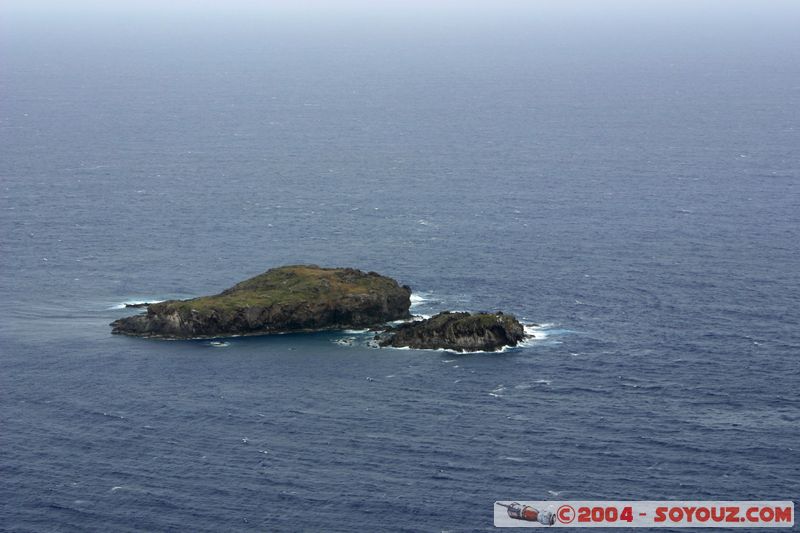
111 265 412 339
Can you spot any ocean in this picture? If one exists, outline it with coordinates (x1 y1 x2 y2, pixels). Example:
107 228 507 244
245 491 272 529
1 2 799 531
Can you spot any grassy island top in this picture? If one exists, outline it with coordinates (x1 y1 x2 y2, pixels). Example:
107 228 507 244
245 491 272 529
416 311 520 330
151 265 407 313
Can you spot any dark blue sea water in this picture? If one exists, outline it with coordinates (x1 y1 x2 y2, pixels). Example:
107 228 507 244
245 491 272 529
1 3 799 531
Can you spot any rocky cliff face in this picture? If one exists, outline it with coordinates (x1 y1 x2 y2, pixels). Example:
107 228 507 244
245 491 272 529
111 265 411 339
377 311 525 352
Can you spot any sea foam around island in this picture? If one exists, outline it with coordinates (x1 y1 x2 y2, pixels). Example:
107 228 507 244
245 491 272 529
108 299 165 310
409 293 431 307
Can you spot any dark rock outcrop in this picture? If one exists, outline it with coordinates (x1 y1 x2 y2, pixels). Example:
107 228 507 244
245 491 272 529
377 311 525 352
111 265 411 339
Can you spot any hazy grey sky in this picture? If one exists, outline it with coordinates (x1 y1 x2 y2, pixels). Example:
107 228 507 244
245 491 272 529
5 0 800 24
3 0 799 69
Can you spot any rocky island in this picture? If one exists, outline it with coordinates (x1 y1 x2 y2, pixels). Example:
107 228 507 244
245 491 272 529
376 311 525 352
111 265 412 339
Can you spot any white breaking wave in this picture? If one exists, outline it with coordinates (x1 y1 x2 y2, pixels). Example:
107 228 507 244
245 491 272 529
386 314 430 326
108 299 165 310
518 323 555 347
333 337 357 346
208 341 229 347
376 344 515 355
409 292 435 308
489 385 506 398
524 323 553 339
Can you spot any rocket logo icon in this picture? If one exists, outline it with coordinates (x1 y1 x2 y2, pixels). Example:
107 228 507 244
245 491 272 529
496 502 556 525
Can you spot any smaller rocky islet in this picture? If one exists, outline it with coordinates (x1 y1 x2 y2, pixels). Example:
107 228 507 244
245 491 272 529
375 311 526 352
